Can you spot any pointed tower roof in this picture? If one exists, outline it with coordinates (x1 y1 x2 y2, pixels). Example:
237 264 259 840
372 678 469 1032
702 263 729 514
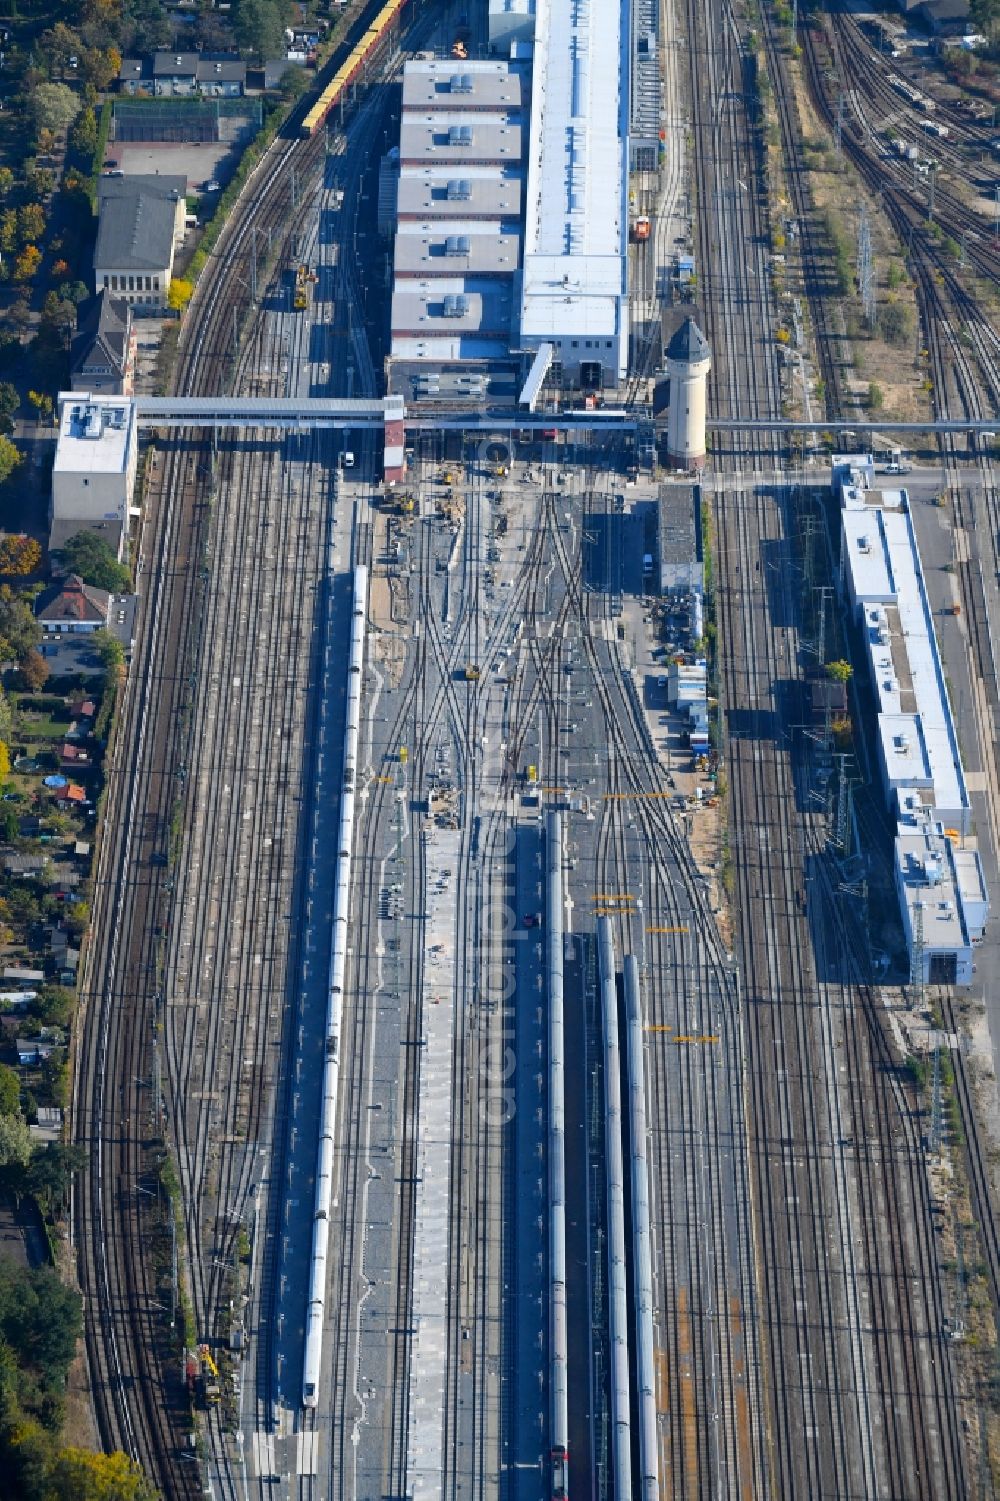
666 317 710 364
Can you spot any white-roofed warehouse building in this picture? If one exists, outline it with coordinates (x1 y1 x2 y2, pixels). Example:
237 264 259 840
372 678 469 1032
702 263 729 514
837 463 988 985
519 0 630 390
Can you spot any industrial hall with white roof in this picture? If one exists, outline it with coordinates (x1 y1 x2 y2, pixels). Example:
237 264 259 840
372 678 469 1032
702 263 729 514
385 0 642 402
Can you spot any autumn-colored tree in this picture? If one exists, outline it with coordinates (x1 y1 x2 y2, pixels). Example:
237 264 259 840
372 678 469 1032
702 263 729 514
167 277 194 311
51 258 70 279
19 203 46 245
825 659 854 684
68 105 97 157
0 167 13 199
0 535 42 575
81 46 122 92
27 391 53 422
19 648 50 692
0 436 22 485
0 208 17 255
13 246 42 282
48 1447 159 1501
0 742 9 781
39 22 84 72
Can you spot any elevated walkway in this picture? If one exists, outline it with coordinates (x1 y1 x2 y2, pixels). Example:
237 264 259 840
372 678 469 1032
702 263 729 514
132 395 397 429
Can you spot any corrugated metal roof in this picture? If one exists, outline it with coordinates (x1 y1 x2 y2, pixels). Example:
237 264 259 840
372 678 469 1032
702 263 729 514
520 0 628 343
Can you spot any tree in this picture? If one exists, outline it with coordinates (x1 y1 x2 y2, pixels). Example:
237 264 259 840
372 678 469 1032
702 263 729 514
0 587 42 661
93 629 125 670
0 1063 20 1117
0 208 18 255
55 533 130 593
58 280 90 307
20 648 50 692
13 247 42 283
0 686 11 742
80 46 122 92
166 278 193 312
234 0 291 58
28 84 81 139
0 167 14 199
27 391 54 423
18 204 46 246
0 535 42 575
41 293 77 338
31 986 75 1028
0 744 9 783
4 1415 55 1497
68 106 97 160
48 1448 159 1501
0 1261 82 1385
6 298 32 335
825 659 853 684
0 1113 32 1169
0 435 21 486
0 382 18 421
867 381 884 411
39 22 85 75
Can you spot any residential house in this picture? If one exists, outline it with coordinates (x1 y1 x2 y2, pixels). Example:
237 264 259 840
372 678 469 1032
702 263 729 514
15 1037 59 1066
152 51 247 96
94 174 187 311
30 1106 64 1143
119 52 247 95
53 784 87 807
60 742 93 772
36 576 111 635
70 292 136 396
117 57 149 92
46 925 80 984
1 967 45 987
3 853 50 878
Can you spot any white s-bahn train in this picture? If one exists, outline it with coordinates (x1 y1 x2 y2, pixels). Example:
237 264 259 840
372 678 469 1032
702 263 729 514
302 565 368 1408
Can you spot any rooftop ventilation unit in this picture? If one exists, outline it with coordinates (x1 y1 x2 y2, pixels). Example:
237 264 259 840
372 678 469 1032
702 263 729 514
82 406 104 440
447 178 472 200
444 234 471 255
442 293 469 318
450 73 473 93
448 125 473 146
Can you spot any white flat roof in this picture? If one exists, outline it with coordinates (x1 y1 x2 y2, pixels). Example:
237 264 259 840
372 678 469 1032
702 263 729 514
520 0 628 340
393 230 520 276
844 510 894 601
54 398 133 476
396 170 523 221
843 490 967 819
391 278 514 337
897 826 968 954
401 59 526 112
879 713 932 788
399 118 524 164
882 507 966 816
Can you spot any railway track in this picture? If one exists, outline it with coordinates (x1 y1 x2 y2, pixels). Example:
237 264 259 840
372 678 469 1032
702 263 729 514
679 0 983 1493
72 0 413 1490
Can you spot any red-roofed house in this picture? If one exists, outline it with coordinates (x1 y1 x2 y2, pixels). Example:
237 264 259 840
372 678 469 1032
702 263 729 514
53 783 87 805
36 576 111 634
